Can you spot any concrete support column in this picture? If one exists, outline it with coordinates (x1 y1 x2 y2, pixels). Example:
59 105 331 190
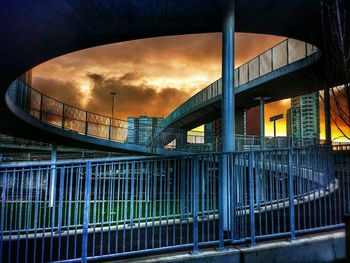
220 1 235 232
222 8 235 152
324 86 332 144
49 144 58 207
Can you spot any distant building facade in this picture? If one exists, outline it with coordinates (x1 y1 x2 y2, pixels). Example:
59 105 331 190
204 122 214 144
245 106 261 136
286 92 320 145
126 116 164 145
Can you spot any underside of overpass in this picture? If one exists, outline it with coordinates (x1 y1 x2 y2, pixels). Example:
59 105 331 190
1 2 350 262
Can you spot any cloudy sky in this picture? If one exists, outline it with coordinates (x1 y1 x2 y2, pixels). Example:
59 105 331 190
32 33 345 139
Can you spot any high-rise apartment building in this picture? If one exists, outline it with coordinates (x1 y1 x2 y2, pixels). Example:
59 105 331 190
126 116 164 145
286 107 301 144
286 92 320 144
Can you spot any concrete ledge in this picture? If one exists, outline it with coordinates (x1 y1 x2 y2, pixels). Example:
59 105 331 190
117 230 345 263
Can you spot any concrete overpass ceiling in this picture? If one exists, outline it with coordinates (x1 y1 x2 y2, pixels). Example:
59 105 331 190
0 0 335 79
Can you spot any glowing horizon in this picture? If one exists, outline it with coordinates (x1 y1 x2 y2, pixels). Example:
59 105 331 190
32 33 349 142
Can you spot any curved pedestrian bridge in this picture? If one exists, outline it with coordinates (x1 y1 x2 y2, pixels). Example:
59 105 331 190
162 38 319 130
6 38 320 154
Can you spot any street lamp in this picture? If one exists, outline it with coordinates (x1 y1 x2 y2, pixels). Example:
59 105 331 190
269 114 284 138
110 91 117 119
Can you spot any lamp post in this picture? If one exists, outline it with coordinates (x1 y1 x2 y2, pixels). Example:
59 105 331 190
109 91 116 140
110 91 117 119
269 114 284 138
269 114 284 148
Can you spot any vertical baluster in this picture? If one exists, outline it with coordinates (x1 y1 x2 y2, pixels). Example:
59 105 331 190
271 48 274 71
172 159 177 246
100 163 107 256
33 167 41 262
151 161 157 249
40 93 43 121
249 152 256 246
0 169 7 261
166 159 170 247
269 152 274 235
129 161 135 251
81 162 92 262
158 160 163 248
218 153 225 250
191 157 199 254
8 169 16 262
57 166 65 261
62 104 65 128
92 164 98 257
186 158 190 244
115 162 121 253
137 161 143 251
288 149 296 241
286 38 289 64
85 112 88 135
144 161 150 250
73 165 82 259
230 153 236 243
122 162 129 253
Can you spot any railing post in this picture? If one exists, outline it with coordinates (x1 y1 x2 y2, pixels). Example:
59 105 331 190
82 161 92 262
180 159 186 221
271 48 274 71
247 61 250 81
191 156 200 255
109 118 112 141
249 151 256 246
327 146 334 184
0 169 7 261
238 68 240 86
40 93 43 121
288 149 296 241
218 153 226 251
27 84 32 113
286 38 289 64
49 145 57 207
62 104 65 129
57 166 65 261
85 112 88 135
230 153 237 243
305 41 308 57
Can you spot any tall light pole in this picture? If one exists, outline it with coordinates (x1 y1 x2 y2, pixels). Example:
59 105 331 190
110 91 117 119
269 114 284 138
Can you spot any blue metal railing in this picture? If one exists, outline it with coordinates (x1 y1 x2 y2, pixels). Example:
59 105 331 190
0 145 348 262
7 79 323 154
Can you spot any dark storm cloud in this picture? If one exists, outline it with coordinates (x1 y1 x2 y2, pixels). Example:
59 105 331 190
32 77 82 107
85 72 191 119
86 72 104 83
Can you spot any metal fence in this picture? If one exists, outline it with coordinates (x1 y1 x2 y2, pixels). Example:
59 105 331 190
7 79 212 153
7 81 323 154
0 146 348 262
